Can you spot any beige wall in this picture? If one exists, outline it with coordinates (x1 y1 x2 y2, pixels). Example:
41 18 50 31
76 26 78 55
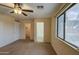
34 18 51 42
19 23 26 39
0 13 25 47
51 4 79 55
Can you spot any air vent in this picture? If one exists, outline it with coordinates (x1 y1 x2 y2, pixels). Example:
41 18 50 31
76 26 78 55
37 5 44 9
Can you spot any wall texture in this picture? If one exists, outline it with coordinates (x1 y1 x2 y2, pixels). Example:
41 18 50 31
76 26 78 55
51 4 79 55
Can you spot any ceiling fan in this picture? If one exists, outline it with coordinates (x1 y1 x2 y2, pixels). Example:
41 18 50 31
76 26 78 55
0 3 34 16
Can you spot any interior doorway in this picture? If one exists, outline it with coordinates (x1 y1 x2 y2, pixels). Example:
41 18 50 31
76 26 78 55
25 23 31 40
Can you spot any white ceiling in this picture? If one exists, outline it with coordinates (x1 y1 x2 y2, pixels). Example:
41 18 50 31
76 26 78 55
0 3 59 20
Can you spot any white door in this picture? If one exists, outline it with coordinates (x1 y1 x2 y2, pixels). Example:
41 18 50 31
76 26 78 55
36 22 44 42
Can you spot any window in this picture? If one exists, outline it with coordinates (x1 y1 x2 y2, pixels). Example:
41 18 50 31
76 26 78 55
57 14 64 39
57 3 79 48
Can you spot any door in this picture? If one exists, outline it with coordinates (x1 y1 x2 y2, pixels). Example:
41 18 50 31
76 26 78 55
36 22 44 42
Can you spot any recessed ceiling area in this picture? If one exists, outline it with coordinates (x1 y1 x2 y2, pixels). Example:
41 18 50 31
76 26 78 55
0 3 60 20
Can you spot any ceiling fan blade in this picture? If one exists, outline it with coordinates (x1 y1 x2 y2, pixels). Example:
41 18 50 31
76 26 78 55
10 11 14 13
22 9 33 12
22 12 27 16
0 4 13 9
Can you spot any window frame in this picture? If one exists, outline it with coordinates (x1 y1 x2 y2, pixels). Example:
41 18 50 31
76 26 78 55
57 13 65 40
57 3 79 48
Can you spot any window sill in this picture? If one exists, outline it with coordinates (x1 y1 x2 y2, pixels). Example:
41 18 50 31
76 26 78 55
57 37 79 52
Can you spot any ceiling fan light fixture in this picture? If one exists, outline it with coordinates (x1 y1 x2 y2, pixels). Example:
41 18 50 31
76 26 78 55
14 8 22 14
